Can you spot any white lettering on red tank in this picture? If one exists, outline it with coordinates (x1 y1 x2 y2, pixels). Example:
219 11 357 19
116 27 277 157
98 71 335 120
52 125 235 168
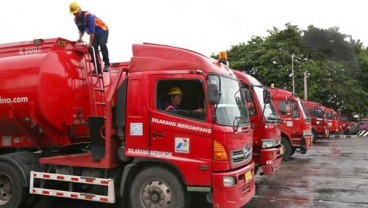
18 47 41 55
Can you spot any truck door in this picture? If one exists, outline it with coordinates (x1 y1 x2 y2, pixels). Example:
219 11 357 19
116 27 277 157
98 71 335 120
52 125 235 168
278 101 300 141
148 75 213 186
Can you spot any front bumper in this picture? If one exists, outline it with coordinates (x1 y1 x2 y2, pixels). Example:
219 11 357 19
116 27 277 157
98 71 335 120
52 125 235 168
212 161 255 208
259 147 282 175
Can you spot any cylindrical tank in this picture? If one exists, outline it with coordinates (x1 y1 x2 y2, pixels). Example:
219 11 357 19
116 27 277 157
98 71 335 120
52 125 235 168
0 39 93 147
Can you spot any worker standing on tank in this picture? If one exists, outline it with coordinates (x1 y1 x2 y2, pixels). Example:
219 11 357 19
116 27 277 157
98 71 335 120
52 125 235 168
69 2 110 75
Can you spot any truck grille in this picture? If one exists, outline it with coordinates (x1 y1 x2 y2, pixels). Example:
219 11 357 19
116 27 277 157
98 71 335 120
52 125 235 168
231 145 252 164
241 183 251 196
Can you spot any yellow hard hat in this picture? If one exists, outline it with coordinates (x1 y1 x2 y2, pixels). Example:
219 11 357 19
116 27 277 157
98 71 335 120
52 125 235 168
69 2 81 14
168 87 183 96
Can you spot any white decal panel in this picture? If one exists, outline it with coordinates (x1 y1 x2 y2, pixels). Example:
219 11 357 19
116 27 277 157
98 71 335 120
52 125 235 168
286 121 293 127
1 136 11 146
130 123 143 136
175 137 190 153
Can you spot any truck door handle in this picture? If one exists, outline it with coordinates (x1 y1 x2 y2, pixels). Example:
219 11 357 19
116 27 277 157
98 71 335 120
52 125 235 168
152 132 164 138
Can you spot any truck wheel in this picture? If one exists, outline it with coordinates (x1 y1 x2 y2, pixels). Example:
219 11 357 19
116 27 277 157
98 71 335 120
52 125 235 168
312 130 318 143
281 137 292 161
0 162 25 208
130 167 186 208
290 147 296 156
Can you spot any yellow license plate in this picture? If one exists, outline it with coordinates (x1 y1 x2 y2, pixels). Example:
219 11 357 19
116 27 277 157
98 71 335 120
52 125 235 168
245 171 252 182
280 145 285 155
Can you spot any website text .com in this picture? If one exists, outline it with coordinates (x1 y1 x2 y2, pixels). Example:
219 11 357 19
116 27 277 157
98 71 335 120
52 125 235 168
0 96 29 104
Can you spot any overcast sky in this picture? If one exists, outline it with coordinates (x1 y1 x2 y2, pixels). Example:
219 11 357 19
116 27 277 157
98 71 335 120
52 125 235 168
1 0 366 62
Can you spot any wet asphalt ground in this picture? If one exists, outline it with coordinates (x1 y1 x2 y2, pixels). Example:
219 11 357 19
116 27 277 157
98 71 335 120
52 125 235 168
244 135 368 208
31 135 368 208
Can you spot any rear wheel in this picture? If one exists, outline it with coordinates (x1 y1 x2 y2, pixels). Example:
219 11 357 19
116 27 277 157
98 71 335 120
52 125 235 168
281 137 292 161
0 162 25 208
130 167 186 208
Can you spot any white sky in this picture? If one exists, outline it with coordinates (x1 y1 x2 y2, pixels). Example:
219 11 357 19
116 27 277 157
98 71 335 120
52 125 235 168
1 0 367 62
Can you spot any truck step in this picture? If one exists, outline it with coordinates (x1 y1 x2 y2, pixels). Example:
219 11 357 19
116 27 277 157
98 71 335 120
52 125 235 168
95 102 106 106
30 171 115 204
94 88 104 92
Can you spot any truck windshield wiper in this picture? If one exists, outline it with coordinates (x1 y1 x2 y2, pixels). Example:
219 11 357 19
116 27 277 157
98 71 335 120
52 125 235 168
266 115 280 123
233 116 248 132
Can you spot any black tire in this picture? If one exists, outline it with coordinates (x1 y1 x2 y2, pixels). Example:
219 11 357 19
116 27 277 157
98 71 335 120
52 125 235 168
312 130 318 143
290 147 296 156
130 167 186 208
0 162 25 208
281 137 292 161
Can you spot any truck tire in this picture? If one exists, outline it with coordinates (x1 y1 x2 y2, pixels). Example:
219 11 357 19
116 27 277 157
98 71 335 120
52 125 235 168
130 167 186 208
290 147 296 156
0 162 25 208
281 137 292 161
312 130 318 143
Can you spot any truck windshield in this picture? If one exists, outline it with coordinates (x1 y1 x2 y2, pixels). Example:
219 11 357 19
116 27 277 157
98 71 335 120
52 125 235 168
253 86 277 122
208 75 249 126
312 108 324 119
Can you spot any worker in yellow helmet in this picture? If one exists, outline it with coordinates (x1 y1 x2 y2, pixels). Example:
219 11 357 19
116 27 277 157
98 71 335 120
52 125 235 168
165 87 183 111
69 2 110 75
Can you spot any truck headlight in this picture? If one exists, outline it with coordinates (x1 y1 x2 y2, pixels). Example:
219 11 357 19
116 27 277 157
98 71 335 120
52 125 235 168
223 176 236 187
303 130 312 137
262 139 281 148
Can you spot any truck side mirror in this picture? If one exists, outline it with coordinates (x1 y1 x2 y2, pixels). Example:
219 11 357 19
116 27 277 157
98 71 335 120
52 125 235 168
208 83 220 105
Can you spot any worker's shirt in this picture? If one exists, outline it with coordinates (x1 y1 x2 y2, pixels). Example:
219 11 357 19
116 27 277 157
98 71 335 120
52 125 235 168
165 103 180 111
75 11 108 35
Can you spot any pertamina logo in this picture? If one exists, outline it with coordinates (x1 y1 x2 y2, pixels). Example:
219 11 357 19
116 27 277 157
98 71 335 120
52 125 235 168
175 138 190 153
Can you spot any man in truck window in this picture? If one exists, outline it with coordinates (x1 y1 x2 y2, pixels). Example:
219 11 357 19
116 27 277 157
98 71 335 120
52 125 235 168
165 86 182 111
69 2 110 75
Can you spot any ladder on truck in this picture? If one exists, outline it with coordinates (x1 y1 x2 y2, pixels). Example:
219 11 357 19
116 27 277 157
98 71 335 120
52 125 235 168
82 46 112 161
85 46 111 117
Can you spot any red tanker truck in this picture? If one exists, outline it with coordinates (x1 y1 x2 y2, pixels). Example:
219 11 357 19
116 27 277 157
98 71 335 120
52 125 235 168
0 38 255 208
325 108 343 135
302 100 330 141
269 88 312 161
234 71 282 175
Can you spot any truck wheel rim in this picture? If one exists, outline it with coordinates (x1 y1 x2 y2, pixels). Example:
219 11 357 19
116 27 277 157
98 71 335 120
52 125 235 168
141 180 172 208
0 173 12 205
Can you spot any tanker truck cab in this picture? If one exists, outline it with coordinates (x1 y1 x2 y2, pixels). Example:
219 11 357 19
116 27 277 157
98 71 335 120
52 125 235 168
325 108 341 135
0 39 255 208
136 61 255 208
269 88 312 161
302 100 330 140
234 71 282 176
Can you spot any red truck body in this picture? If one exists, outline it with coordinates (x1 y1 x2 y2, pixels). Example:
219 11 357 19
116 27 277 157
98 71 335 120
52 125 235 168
302 100 330 140
0 38 255 208
340 115 351 134
234 71 282 175
269 88 312 160
325 108 342 134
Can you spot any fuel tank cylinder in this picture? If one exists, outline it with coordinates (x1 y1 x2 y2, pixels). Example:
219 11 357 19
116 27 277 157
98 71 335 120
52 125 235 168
0 38 93 147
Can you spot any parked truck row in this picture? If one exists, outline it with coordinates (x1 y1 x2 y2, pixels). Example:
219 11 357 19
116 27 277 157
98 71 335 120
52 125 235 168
0 38 344 208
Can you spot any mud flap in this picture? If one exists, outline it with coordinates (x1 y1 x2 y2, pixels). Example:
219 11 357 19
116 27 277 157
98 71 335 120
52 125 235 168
89 116 105 160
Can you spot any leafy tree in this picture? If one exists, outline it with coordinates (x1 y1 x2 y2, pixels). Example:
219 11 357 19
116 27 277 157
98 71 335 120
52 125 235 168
219 23 368 116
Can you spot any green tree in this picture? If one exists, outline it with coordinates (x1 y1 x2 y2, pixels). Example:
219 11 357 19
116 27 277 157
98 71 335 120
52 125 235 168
221 23 368 116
